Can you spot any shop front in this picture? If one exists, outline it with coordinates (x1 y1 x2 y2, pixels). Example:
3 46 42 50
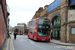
51 13 61 40
52 28 60 40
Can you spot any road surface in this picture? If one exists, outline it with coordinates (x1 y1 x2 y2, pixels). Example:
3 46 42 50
11 35 73 50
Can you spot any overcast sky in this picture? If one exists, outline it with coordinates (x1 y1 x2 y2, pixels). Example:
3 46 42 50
6 0 54 27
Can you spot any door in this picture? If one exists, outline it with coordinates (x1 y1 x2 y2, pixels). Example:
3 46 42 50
57 31 60 40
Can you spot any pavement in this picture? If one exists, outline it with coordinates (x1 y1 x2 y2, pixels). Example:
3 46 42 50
50 39 75 46
5 37 14 50
5 36 75 50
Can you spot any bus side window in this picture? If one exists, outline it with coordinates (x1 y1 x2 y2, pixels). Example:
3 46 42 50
30 21 32 25
33 21 35 25
32 21 33 25
30 21 31 25
30 32 32 33
31 21 33 25
29 29 30 33
36 20 37 24
29 22 30 25
34 20 37 25
29 29 31 33
28 22 30 25
29 29 33 34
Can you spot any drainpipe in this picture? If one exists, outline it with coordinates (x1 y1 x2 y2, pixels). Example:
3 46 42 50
66 0 69 43
65 7 68 43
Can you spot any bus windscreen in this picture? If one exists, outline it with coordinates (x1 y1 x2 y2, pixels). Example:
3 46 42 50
38 18 50 37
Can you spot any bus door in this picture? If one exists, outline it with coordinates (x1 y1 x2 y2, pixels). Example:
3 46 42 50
33 25 37 35
34 29 37 35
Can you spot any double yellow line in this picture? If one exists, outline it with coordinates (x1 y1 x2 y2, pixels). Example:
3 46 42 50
10 38 14 50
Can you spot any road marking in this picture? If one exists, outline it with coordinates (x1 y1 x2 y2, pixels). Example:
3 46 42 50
28 39 35 44
49 42 75 49
11 38 14 50
21 39 28 41
32 43 47 50
10 39 12 50
25 36 27 37
12 39 14 50
6 39 9 50
21 39 24 41
54 45 75 49
30 41 35 44
61 46 75 49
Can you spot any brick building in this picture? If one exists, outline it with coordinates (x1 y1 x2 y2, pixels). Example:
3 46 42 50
47 0 67 42
32 7 43 19
32 0 75 43
15 23 27 35
9 27 15 32
0 0 10 49
32 5 48 19
47 0 75 43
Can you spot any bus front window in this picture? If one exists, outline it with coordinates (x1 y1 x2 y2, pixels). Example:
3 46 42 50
38 18 50 37
38 29 50 36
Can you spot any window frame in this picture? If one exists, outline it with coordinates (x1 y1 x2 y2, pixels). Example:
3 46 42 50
71 27 75 35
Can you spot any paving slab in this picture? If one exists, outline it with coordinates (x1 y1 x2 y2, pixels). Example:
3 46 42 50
50 39 75 46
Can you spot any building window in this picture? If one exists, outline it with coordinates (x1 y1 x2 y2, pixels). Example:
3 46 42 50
71 28 75 34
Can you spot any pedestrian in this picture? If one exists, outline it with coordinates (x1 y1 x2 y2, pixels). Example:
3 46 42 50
51 32 53 39
7 31 11 38
14 31 18 39
51 30 53 40
9 31 11 34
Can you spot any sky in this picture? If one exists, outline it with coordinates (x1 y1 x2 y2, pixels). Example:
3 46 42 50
6 0 54 27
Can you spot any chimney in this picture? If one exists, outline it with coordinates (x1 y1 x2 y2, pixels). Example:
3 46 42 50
44 5 48 9
38 7 43 12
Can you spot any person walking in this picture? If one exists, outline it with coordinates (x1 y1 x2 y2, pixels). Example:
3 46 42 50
51 30 53 40
51 32 53 39
14 31 18 39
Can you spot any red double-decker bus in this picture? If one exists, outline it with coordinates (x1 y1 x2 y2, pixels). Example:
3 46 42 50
27 17 51 41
